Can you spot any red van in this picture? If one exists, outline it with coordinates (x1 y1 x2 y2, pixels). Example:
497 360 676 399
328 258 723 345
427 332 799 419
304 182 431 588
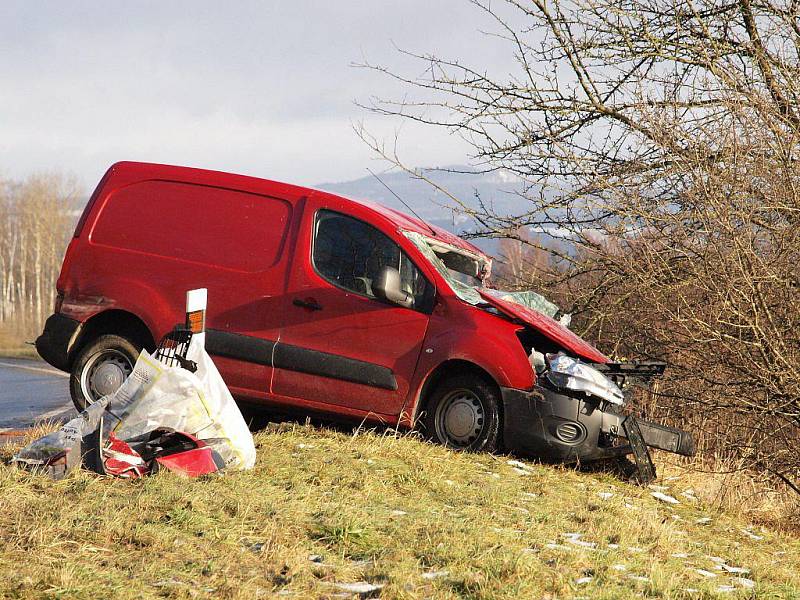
36 161 692 472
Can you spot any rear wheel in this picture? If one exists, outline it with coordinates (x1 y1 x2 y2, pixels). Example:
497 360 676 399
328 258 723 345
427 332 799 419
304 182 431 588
421 373 501 452
70 334 140 411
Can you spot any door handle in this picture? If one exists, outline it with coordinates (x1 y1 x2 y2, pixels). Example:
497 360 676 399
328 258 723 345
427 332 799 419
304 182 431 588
293 297 323 311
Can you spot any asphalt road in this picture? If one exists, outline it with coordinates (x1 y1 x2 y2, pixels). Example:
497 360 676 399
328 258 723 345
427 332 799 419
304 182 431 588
0 358 76 431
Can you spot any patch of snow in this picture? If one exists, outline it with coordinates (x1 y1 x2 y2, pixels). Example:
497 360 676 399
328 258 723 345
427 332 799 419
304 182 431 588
651 491 680 504
695 569 718 578
695 517 712 524
421 570 449 580
718 564 750 575
740 529 763 541
574 576 593 585
597 492 614 500
332 582 385 594
735 577 755 589
612 564 627 571
507 459 532 471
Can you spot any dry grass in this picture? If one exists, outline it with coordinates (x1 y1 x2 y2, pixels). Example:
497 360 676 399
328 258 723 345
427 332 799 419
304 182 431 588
0 324 39 358
656 454 800 535
0 422 798 599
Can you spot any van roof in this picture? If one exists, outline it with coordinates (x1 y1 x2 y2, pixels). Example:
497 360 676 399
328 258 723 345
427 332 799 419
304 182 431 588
106 161 489 260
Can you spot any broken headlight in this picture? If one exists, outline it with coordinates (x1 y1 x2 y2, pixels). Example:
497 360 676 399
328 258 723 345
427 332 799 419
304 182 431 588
545 353 625 406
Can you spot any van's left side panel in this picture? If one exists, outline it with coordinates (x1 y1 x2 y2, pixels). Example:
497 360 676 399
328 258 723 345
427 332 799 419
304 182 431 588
77 178 299 402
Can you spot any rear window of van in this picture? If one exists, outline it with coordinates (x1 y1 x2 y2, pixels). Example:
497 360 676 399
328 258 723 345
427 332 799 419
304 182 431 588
90 181 291 272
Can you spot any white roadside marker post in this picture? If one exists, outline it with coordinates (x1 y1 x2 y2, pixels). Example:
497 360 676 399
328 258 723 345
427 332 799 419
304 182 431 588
185 288 208 348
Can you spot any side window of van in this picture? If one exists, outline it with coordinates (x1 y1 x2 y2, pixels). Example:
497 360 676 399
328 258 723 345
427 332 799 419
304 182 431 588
313 210 429 308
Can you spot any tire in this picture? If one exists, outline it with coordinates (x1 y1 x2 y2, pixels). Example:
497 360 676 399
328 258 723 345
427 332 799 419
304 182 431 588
70 334 140 411
421 373 501 453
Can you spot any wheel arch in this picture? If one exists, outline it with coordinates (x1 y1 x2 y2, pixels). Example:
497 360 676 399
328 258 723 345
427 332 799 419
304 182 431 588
412 359 501 425
69 309 155 367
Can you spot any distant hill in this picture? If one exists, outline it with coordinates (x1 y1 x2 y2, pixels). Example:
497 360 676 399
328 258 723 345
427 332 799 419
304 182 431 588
316 166 529 256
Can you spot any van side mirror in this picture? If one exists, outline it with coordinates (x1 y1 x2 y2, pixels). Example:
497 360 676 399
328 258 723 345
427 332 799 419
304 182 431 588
373 266 413 308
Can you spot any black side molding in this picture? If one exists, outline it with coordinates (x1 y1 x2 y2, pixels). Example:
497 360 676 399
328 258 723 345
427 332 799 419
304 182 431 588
206 329 397 391
206 329 275 366
273 343 397 391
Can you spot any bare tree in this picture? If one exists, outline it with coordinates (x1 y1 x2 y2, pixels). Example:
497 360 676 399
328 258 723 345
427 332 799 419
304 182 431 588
359 0 800 493
0 173 79 347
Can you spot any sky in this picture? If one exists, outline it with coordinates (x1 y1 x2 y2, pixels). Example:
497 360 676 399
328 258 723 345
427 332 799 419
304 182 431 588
0 1 515 192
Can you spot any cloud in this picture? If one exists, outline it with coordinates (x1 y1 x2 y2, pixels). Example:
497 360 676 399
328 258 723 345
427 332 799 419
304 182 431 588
0 0 514 189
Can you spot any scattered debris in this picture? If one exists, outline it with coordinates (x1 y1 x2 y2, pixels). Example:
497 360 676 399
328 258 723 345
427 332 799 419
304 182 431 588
308 555 323 563
671 552 690 559
597 492 614 500
511 467 530 476
717 585 736 592
627 575 650 583
695 517 712 524
735 577 756 589
13 291 256 479
389 510 407 517
611 564 627 571
651 491 680 505
574 576 593 585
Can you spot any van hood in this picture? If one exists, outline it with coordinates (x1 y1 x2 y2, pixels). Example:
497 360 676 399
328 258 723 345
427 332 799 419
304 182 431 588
477 290 609 364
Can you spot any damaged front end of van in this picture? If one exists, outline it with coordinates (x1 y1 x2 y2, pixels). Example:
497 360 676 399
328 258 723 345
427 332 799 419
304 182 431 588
405 232 694 483
480 290 695 484
502 353 695 483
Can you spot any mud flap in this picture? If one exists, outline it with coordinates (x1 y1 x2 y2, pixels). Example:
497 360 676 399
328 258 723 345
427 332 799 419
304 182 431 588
622 416 656 484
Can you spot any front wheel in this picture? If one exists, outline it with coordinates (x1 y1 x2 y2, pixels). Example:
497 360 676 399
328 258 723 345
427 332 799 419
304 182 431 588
421 373 501 453
70 334 140 411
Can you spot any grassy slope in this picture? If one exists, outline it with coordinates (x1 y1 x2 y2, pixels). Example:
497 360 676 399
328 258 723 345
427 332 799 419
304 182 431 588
0 423 798 600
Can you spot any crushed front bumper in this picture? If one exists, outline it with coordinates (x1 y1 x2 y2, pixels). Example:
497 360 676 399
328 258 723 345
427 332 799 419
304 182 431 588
501 386 694 467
